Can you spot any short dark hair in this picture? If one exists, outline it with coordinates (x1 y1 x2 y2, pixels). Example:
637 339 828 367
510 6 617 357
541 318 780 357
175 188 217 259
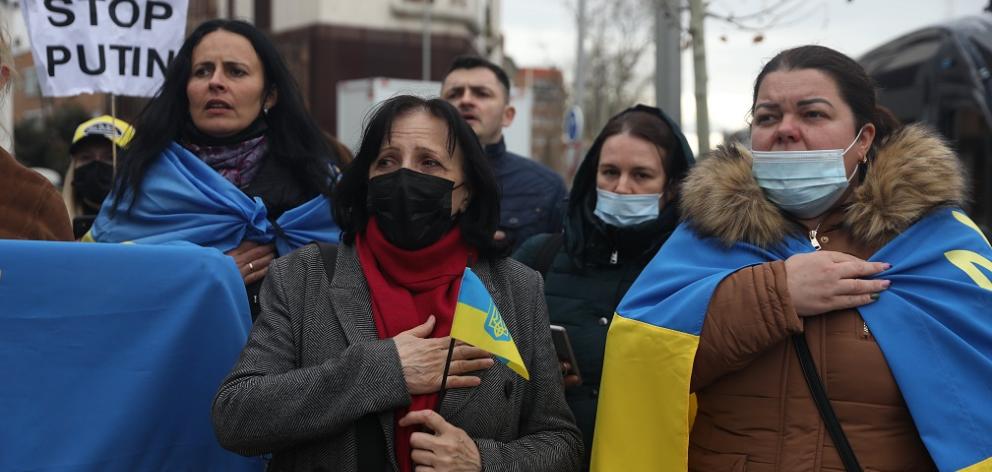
444 55 511 99
595 108 689 202
333 95 505 258
113 19 335 208
751 45 900 163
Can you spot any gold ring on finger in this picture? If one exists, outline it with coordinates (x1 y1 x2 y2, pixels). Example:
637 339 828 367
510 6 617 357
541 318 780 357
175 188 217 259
248 261 255 272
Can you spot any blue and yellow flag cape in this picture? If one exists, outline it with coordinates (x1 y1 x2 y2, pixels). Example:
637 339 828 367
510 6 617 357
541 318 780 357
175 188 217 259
592 207 992 472
0 240 262 471
86 142 339 254
450 268 529 380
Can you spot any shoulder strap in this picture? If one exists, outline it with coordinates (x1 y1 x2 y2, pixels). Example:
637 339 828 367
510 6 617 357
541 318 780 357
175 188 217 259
314 241 386 470
316 242 338 283
792 334 863 472
532 232 564 277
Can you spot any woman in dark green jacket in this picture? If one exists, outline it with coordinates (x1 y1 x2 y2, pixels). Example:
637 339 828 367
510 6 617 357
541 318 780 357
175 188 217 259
514 104 694 466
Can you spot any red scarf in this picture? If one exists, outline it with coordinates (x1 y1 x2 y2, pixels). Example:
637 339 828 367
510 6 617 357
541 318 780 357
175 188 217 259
355 217 473 472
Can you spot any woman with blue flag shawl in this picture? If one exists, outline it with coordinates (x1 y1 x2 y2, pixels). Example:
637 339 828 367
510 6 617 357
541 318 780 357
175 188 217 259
87 20 342 318
514 104 693 468
594 45 992 472
212 96 582 471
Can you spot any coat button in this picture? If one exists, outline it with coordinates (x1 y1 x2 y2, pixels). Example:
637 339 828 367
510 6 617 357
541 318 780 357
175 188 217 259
509 217 520 224
598 317 609 326
820 235 830 244
591 388 599 397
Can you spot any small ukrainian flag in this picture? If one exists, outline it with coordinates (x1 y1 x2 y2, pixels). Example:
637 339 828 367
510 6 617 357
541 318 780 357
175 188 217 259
451 268 530 380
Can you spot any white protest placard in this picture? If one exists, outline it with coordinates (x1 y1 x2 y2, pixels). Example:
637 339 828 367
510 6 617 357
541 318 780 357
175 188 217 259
21 0 189 97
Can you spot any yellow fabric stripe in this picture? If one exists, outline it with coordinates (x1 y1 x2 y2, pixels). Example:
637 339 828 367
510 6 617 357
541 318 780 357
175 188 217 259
451 302 529 380
80 231 95 243
591 314 699 471
960 456 992 471
953 210 991 248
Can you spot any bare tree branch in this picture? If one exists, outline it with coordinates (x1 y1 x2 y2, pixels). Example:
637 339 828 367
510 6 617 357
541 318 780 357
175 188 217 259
705 0 827 32
569 0 654 137
707 0 802 22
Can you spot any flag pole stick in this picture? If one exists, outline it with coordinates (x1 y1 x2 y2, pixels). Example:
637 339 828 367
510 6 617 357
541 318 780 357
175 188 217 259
110 92 118 179
435 338 457 413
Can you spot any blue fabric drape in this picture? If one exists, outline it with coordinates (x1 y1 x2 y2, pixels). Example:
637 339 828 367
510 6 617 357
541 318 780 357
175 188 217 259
0 240 262 471
89 142 339 253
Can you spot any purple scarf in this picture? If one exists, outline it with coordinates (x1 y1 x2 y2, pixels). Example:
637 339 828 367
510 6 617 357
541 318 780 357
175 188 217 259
184 135 267 189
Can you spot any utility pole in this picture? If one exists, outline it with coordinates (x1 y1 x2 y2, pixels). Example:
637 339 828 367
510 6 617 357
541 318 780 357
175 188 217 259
654 0 681 126
563 0 588 175
689 0 709 153
574 0 587 113
422 0 433 81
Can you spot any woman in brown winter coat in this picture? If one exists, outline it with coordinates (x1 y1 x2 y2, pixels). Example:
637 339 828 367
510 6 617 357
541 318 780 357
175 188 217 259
683 45 933 472
593 45 992 472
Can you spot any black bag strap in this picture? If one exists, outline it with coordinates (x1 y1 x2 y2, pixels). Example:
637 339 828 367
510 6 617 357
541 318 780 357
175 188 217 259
315 242 338 283
314 242 386 471
532 232 564 277
792 334 862 472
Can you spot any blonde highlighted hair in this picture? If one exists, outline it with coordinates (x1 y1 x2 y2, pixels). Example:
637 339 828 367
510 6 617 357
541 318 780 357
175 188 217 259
0 22 13 97
0 23 14 143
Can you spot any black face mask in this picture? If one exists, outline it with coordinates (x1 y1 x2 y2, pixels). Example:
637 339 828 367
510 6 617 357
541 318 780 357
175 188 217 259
73 161 114 213
366 168 458 250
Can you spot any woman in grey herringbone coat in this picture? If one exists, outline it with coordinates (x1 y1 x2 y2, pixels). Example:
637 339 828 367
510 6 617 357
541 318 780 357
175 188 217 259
212 95 582 472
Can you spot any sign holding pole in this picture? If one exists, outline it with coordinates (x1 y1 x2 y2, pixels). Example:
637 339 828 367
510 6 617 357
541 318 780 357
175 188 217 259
21 0 189 98
564 105 584 143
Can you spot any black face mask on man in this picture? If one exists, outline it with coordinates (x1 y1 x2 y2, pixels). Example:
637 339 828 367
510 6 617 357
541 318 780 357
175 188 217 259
72 161 114 213
366 168 461 250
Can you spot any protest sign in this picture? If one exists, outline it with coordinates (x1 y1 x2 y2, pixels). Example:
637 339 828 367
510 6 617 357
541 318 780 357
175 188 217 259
21 0 188 97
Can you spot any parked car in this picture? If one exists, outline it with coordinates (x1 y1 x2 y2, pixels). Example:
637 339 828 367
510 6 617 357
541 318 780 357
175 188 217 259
860 13 992 234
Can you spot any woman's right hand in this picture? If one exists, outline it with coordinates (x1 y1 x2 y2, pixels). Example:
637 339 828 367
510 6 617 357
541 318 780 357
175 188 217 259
393 316 496 395
226 240 277 285
784 251 891 317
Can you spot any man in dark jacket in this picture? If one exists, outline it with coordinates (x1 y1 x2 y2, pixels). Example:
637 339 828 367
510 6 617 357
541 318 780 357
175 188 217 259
441 56 567 250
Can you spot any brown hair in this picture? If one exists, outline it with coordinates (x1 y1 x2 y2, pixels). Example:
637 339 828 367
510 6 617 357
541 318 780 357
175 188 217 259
322 131 354 168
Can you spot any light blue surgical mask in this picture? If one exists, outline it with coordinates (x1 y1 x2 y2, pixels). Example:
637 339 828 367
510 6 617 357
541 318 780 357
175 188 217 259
751 128 864 219
594 188 661 227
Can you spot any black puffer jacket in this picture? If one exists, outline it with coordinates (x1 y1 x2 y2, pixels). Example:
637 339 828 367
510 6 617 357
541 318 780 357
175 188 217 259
514 104 694 465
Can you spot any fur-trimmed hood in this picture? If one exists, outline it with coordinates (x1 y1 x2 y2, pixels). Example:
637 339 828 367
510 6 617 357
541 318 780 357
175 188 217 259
680 124 967 249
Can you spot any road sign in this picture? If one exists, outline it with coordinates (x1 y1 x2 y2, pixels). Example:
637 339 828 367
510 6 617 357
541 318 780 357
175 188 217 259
564 105 584 143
